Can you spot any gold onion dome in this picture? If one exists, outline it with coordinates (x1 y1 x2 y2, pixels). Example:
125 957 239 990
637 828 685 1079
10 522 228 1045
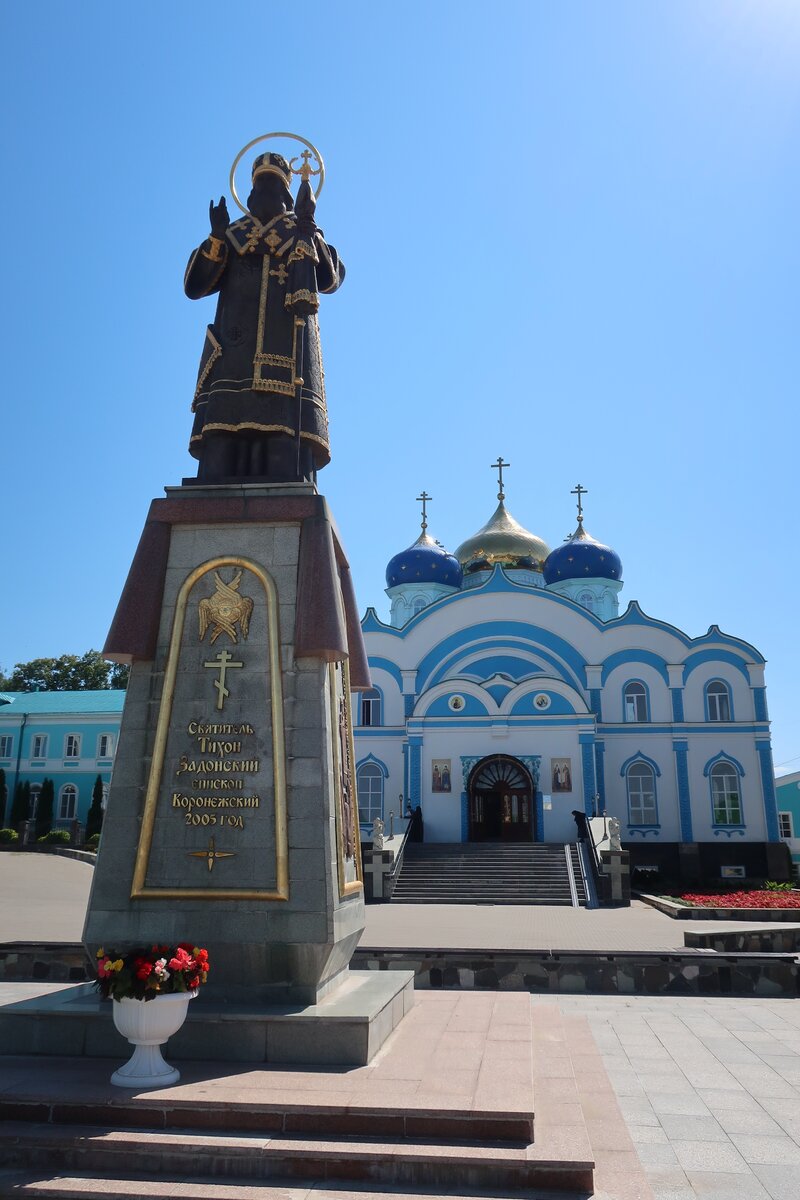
454 500 552 574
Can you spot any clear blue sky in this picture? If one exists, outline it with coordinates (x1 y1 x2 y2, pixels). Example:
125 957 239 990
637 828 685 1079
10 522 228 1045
1 2 798 770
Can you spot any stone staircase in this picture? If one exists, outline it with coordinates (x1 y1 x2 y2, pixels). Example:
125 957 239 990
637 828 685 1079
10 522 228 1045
391 842 589 906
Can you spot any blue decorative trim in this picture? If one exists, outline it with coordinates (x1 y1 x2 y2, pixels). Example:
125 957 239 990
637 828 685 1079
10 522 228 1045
703 679 734 723
417 621 588 695
684 650 751 681
756 740 780 842
590 688 602 718
603 653 669 687
595 740 606 811
595 723 766 735
407 716 592 730
703 751 746 778
622 678 651 723
409 741 421 806
461 791 468 842
581 738 596 816
754 687 768 722
619 751 662 777
712 827 746 837
672 740 693 841
404 694 414 719
627 826 661 837
671 689 685 722
402 742 408 801
366 656 404 691
355 753 389 778
355 728 405 738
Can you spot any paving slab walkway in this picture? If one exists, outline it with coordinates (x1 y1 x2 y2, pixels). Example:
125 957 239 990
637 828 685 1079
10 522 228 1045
538 994 800 1200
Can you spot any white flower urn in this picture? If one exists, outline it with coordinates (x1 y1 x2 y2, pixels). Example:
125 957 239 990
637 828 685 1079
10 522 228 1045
110 990 197 1088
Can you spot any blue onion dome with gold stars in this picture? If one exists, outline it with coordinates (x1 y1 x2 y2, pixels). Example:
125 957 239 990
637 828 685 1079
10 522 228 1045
543 520 622 584
386 530 463 588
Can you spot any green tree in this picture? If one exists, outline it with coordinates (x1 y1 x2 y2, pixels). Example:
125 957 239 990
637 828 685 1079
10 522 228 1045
0 768 7 825
10 781 30 827
86 774 105 841
5 651 127 692
109 663 130 689
35 778 54 840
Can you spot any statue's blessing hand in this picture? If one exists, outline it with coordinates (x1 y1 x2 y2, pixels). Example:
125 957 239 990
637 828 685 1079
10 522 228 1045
209 196 230 239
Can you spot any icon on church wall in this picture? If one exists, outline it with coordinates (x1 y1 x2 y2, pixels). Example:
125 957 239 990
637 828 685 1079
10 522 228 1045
432 759 452 792
551 758 573 793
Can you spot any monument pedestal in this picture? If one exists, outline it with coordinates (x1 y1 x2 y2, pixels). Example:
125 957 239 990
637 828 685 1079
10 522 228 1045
82 484 408 1053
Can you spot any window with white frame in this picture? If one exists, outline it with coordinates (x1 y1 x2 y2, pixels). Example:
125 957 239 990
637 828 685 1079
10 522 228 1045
29 784 41 818
98 734 114 758
626 762 658 825
356 762 384 824
59 784 78 820
707 680 731 722
0 735 12 757
412 596 427 616
710 761 742 825
360 689 382 727
578 591 596 613
779 812 793 839
64 734 81 758
624 681 648 722
32 734 48 759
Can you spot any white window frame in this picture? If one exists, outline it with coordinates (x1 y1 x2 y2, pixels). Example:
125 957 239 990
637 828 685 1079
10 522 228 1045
59 784 78 820
626 762 658 825
29 783 41 819
357 763 384 824
707 680 731 722
32 734 48 759
710 762 743 826
0 735 13 758
624 682 648 723
360 690 382 728
779 811 793 839
97 733 114 758
64 734 81 759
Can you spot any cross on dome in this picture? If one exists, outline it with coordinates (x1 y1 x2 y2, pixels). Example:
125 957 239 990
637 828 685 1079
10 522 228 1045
490 457 510 501
571 483 588 525
416 490 432 533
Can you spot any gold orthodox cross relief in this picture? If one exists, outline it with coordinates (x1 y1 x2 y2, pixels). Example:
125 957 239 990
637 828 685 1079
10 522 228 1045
203 649 243 710
189 836 236 873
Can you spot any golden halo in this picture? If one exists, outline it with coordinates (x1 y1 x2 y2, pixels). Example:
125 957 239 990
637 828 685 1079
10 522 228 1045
229 132 326 217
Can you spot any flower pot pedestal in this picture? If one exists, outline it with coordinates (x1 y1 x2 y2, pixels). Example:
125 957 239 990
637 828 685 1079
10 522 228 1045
110 990 196 1088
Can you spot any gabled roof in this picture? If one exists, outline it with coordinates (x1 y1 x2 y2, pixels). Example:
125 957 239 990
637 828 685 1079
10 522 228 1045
0 690 127 715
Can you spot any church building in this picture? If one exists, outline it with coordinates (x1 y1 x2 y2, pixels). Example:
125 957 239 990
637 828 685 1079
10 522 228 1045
353 465 785 881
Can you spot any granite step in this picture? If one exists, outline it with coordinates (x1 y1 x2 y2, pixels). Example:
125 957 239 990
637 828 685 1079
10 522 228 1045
0 1121 594 1193
0 1168 595 1199
393 844 585 907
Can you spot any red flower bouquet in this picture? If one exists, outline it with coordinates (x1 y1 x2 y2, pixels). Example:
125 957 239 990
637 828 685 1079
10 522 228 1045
94 942 210 1001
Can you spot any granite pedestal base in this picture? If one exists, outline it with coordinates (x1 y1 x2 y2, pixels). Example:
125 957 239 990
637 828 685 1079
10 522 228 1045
0 969 414 1067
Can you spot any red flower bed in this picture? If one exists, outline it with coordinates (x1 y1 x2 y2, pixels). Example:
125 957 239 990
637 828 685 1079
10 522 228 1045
675 890 800 910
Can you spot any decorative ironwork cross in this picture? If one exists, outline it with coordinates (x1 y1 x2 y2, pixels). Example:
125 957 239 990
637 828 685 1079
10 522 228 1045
416 490 432 532
203 649 243 711
491 457 510 501
571 483 588 522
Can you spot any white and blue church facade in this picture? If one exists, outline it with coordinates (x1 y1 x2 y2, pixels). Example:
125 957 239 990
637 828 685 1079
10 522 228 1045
353 479 787 881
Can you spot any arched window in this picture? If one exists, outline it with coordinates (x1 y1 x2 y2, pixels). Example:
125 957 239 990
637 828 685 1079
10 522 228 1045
626 762 657 825
706 680 731 722
412 595 427 616
710 761 742 826
59 784 78 820
356 763 384 824
624 681 648 722
360 688 382 727
578 591 596 614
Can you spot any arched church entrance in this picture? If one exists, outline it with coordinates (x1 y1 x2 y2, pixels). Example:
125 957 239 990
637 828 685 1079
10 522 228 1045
467 755 535 842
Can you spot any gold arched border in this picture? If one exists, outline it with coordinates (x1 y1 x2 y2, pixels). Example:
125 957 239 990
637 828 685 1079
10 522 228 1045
131 556 288 901
329 658 364 899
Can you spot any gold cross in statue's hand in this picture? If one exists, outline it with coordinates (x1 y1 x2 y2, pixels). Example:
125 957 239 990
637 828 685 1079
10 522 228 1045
188 836 236 873
203 649 243 710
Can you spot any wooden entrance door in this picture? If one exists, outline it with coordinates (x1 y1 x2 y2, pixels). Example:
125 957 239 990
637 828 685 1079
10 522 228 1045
468 756 534 842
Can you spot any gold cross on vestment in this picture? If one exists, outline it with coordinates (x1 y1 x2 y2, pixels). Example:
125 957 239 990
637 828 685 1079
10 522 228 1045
490 457 510 501
270 263 288 283
203 649 243 711
188 836 236 873
416 490 432 533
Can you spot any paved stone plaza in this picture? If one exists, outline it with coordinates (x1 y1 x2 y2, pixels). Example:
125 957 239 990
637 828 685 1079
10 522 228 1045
4 856 800 1198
